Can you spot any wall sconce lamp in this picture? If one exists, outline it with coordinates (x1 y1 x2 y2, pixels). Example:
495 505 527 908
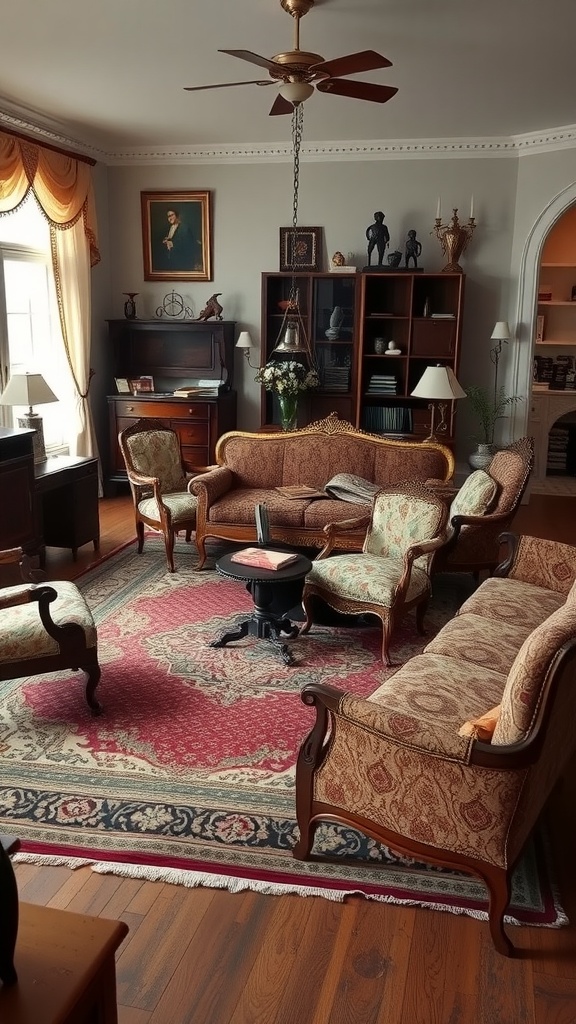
235 331 260 369
0 371 58 464
490 320 511 403
411 364 467 442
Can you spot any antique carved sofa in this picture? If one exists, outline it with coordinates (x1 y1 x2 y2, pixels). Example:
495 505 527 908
189 414 454 568
294 533 576 955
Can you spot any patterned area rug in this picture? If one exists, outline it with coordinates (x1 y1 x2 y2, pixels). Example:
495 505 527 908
0 537 566 929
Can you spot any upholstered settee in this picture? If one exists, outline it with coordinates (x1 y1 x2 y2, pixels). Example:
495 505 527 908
189 414 454 568
294 533 576 955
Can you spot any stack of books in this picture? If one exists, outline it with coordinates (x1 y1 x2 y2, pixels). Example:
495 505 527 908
230 548 299 570
367 374 397 394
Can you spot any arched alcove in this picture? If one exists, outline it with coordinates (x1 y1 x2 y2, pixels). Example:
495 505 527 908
512 183 576 494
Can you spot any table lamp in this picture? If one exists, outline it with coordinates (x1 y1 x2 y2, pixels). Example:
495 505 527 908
0 372 58 463
411 364 466 441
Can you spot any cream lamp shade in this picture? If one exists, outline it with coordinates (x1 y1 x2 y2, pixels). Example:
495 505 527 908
235 331 253 350
0 372 58 464
491 321 511 341
235 330 259 368
411 365 467 401
411 364 466 441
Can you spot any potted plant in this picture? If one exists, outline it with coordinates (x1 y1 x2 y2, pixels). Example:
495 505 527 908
466 385 523 468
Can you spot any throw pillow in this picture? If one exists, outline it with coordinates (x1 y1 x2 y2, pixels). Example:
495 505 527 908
449 469 498 523
458 704 501 741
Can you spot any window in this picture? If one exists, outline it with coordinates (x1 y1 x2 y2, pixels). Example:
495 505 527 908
0 196 71 452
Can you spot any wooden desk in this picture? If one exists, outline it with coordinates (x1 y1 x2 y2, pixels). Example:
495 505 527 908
0 904 128 1024
35 456 100 562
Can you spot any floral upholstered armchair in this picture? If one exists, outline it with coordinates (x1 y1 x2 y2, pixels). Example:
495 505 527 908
118 418 198 572
301 482 449 665
0 547 101 713
432 437 534 577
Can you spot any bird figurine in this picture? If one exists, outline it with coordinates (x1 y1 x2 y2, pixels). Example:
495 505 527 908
197 293 223 321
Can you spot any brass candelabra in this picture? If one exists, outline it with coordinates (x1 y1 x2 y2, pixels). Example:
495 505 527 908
433 208 476 273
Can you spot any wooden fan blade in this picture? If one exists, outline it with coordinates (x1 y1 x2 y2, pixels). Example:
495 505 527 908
316 79 398 103
184 80 272 92
311 50 392 79
218 49 283 73
269 93 294 116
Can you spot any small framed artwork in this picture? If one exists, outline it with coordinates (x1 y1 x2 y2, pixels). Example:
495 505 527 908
141 190 212 282
129 376 155 394
535 314 545 343
279 226 322 272
114 377 131 394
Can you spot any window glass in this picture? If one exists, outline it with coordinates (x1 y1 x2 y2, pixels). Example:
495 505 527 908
0 198 70 451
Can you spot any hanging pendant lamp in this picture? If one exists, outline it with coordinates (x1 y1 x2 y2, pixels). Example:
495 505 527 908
270 103 315 364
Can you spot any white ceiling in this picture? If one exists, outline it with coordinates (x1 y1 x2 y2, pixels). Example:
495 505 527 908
2 0 576 157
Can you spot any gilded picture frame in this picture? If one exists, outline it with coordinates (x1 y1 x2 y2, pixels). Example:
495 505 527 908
141 190 212 282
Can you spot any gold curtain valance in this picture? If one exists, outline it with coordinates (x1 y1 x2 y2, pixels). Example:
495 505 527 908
0 130 100 266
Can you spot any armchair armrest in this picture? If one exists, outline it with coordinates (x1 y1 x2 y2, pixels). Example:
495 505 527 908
316 514 371 559
301 682 473 761
0 585 36 611
496 533 576 594
188 466 235 506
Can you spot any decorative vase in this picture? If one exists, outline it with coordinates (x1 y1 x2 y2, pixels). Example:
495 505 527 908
123 292 138 319
468 443 494 470
374 337 386 354
277 393 298 432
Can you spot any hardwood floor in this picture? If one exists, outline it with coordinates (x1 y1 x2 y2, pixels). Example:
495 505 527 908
8 493 576 1023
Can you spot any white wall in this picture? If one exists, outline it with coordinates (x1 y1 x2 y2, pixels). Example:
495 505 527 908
89 147 576 471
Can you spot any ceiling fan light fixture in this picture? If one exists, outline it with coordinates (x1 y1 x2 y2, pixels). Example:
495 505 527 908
278 81 314 104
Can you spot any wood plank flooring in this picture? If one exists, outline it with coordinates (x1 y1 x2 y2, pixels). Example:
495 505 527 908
8 493 576 1023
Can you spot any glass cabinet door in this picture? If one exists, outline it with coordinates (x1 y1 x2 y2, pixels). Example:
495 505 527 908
312 275 357 405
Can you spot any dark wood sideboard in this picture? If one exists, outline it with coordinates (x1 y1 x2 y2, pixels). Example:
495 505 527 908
0 427 99 563
106 318 237 484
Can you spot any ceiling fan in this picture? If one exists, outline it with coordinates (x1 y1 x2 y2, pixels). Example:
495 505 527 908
184 0 398 116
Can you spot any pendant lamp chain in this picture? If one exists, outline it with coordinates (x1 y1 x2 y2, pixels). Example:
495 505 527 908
289 102 304 304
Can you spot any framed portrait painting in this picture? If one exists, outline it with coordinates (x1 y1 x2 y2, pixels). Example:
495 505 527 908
141 190 212 282
279 226 322 272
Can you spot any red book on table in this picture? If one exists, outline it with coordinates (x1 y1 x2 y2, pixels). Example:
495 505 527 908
230 547 299 571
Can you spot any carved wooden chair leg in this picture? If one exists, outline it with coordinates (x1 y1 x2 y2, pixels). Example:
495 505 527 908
185 528 192 542
164 530 176 573
381 616 393 666
136 520 145 554
84 663 102 715
482 863 514 957
194 536 208 570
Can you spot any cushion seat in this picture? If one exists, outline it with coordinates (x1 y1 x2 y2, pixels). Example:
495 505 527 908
458 576 565 630
424 612 532 675
306 554 430 605
368 651 507 730
0 580 97 662
139 492 197 523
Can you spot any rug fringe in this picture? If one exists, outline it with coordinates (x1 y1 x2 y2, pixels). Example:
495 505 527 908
13 853 566 927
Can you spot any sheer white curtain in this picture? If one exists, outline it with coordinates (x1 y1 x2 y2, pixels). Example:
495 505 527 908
51 219 100 468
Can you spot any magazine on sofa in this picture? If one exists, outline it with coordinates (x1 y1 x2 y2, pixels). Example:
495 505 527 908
323 473 381 505
230 547 300 571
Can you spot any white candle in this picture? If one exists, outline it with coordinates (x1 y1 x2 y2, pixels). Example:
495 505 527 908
436 196 441 220
470 194 475 219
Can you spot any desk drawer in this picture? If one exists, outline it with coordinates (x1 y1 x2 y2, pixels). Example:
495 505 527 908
114 400 209 420
171 421 209 446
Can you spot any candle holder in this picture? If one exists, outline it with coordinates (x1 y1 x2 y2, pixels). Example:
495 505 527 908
433 209 476 273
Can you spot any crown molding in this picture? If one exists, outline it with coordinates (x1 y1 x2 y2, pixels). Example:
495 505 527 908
0 105 101 162
2 100 576 166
